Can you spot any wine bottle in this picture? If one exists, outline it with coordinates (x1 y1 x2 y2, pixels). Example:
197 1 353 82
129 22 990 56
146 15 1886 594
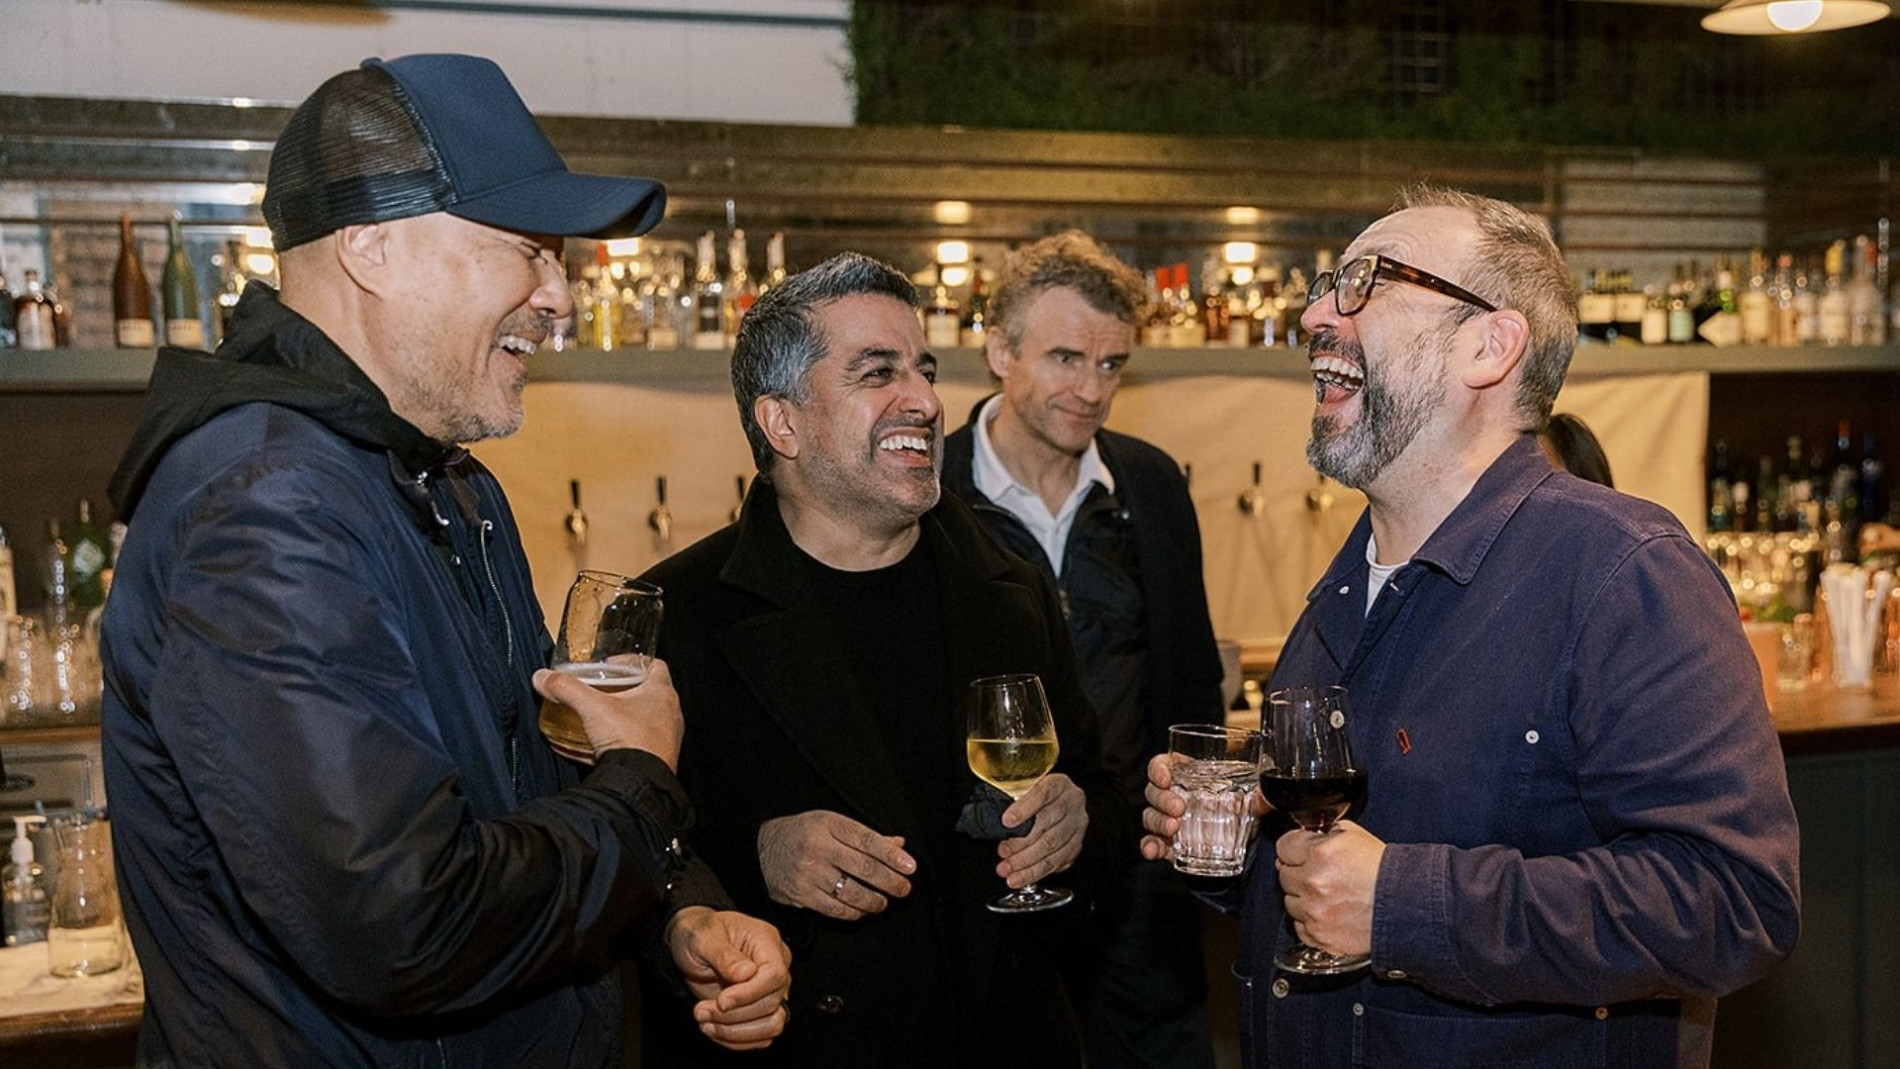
162 215 205 349
67 499 108 611
112 215 156 348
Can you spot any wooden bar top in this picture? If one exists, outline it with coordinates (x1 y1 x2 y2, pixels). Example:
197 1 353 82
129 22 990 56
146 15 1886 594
1770 673 1900 755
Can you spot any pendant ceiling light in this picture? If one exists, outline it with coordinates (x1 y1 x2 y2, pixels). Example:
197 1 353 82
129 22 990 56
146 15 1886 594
1702 0 1891 34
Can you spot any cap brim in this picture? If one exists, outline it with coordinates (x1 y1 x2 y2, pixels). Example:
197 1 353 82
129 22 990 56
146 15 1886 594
448 171 667 240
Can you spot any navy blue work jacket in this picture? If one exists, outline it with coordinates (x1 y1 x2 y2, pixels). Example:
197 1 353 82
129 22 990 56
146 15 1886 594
1233 435 1800 1069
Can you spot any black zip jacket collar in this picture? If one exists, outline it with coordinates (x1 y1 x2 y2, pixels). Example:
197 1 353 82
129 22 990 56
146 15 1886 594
110 282 460 520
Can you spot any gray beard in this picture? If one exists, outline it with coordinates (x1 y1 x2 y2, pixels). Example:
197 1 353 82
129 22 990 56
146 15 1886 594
1306 339 1442 490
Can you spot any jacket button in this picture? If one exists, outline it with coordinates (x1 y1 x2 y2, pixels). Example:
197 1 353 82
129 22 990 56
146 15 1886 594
1385 969 1407 980
816 995 845 1015
1595 1006 1609 1020
1271 978 1290 999
1352 1002 1364 1016
1525 730 1540 745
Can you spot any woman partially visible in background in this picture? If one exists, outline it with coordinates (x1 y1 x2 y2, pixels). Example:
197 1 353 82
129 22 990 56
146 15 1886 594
1540 412 1615 488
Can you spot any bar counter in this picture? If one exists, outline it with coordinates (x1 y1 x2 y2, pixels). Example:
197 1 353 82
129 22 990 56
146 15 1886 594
3 673 1897 1069
1769 674 1900 753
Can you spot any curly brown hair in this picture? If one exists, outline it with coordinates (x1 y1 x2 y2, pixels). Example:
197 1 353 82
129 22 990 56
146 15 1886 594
988 230 1149 349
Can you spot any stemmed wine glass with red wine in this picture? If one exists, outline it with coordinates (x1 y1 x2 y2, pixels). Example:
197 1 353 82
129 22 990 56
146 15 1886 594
1261 684 1370 975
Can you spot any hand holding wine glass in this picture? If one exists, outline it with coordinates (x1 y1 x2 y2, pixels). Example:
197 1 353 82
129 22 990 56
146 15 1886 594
1262 684 1370 975
966 673 1073 913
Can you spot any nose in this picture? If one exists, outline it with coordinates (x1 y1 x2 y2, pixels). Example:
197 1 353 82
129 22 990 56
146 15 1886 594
902 367 943 423
1300 285 1341 340
1072 367 1107 404
530 253 574 321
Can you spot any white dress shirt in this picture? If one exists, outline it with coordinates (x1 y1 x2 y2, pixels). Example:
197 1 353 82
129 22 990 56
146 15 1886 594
971 394 1116 576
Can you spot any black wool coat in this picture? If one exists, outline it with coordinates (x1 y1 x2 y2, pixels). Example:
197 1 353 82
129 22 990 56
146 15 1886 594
637 480 1131 1069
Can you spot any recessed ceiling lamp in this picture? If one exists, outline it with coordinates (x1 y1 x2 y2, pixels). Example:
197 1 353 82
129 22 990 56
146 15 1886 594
1702 0 1890 34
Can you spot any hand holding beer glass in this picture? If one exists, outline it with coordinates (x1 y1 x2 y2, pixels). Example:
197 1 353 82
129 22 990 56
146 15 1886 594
539 571 664 764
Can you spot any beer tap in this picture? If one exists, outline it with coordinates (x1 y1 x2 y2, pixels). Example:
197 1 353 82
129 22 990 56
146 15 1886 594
1305 474 1336 514
648 476 673 548
730 475 748 524
564 479 589 570
1237 461 1267 517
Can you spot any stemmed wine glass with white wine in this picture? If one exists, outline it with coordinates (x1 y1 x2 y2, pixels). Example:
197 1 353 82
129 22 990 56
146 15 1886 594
965 673 1072 914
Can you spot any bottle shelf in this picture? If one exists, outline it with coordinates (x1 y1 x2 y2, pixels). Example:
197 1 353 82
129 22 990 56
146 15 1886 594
2 343 1897 393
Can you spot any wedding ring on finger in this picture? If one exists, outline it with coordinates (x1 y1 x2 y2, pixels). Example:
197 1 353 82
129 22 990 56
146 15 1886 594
830 875 847 898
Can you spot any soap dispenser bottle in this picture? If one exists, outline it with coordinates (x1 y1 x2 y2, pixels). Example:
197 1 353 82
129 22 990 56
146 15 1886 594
4 815 50 946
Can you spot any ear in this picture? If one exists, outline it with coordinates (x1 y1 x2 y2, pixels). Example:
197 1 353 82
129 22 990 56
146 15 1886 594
983 329 1014 379
1460 309 1530 394
755 395 800 463
332 223 394 296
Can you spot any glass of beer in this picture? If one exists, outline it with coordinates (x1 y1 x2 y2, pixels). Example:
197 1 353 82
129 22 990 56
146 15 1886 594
539 571 663 763
1166 724 1265 877
965 673 1072 914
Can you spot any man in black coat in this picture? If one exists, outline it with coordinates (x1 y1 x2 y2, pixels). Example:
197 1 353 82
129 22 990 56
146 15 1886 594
942 231 1227 1069
640 252 1129 1068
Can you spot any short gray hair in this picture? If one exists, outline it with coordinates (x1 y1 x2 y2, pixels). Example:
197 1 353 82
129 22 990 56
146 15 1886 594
730 251 921 475
1392 184 1578 428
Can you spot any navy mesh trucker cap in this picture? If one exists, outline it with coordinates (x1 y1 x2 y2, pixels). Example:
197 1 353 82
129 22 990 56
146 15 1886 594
263 54 665 251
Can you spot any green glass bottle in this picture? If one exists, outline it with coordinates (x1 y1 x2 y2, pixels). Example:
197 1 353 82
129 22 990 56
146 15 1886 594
162 214 204 349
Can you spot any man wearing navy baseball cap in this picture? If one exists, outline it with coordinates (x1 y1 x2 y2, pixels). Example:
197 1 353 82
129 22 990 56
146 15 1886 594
101 54 790 1067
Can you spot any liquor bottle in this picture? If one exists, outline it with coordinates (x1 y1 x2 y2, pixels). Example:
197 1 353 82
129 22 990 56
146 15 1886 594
1577 269 1616 343
42 520 73 627
591 246 618 352
1829 421 1861 538
0 524 14 658
0 270 15 348
571 257 599 349
647 255 681 351
1666 264 1694 344
13 270 58 351
960 258 989 349
1792 255 1820 345
1708 440 1734 533
1227 267 1256 348
1784 436 1813 534
1753 455 1777 533
1201 258 1230 345
112 215 155 349
1860 433 1886 532
1281 265 1309 349
616 261 648 350
761 232 789 297
161 215 205 348
1770 253 1797 347
1639 285 1668 345
724 229 755 337
1848 235 1885 346
1738 249 1772 346
1694 260 1740 347
1818 241 1850 346
692 231 725 351
1141 268 1171 347
924 267 962 350
1169 263 1205 347
213 241 248 346
66 499 108 611
1612 270 1645 343
48 280 73 348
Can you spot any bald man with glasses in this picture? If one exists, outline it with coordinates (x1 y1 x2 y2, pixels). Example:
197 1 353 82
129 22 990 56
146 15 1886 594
1141 185 1799 1069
